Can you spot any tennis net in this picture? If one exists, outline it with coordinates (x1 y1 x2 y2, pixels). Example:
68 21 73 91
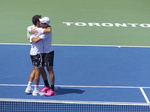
0 98 150 112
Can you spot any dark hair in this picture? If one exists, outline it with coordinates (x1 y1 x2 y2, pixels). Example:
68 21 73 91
32 15 42 25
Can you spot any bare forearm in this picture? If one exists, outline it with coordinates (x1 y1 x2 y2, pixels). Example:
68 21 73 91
31 37 42 43
43 27 52 33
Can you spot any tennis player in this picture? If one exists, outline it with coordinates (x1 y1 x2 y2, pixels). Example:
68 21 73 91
25 15 51 96
31 17 56 96
26 15 51 92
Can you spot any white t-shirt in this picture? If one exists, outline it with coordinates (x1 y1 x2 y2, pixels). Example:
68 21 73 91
27 25 53 54
39 32 54 53
29 27 44 55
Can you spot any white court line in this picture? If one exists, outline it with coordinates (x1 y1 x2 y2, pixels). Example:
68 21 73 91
140 87 150 103
0 43 150 48
1 84 150 89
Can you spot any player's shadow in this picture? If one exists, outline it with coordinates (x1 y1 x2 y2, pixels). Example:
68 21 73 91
56 87 85 95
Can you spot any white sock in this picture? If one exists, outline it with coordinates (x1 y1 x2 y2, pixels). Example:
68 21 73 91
34 85 38 91
27 81 32 88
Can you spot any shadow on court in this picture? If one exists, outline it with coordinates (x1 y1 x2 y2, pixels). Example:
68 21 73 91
56 88 85 95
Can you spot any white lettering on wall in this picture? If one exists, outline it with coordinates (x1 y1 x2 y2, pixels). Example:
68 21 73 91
62 22 150 28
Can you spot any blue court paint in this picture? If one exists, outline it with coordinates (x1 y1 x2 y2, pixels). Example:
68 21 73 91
0 44 150 103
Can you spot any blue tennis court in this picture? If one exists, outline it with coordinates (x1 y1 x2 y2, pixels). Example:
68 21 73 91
0 44 150 104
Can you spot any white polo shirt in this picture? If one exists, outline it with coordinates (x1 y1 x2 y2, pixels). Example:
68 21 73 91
39 32 54 53
29 27 44 55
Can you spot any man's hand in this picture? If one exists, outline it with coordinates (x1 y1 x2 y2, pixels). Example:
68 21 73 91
31 29 38 35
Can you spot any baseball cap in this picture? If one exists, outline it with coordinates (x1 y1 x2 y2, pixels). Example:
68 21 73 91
39 17 50 24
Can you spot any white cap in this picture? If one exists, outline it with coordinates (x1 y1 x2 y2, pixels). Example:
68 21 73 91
39 17 50 24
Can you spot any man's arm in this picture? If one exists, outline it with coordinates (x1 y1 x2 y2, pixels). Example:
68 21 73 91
31 37 42 43
30 25 52 42
29 26 51 36
31 34 45 43
43 26 52 33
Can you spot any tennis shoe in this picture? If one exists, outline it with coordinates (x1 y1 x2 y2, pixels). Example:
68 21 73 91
45 89 56 96
32 90 45 96
25 87 33 94
40 86 50 92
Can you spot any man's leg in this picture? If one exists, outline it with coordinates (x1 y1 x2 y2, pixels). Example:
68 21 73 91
44 51 56 96
34 67 41 86
47 66 55 88
29 70 35 82
44 66 56 96
25 70 35 93
32 67 41 96
40 68 50 92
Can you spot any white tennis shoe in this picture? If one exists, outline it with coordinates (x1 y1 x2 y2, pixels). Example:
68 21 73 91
25 87 33 94
32 90 45 96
